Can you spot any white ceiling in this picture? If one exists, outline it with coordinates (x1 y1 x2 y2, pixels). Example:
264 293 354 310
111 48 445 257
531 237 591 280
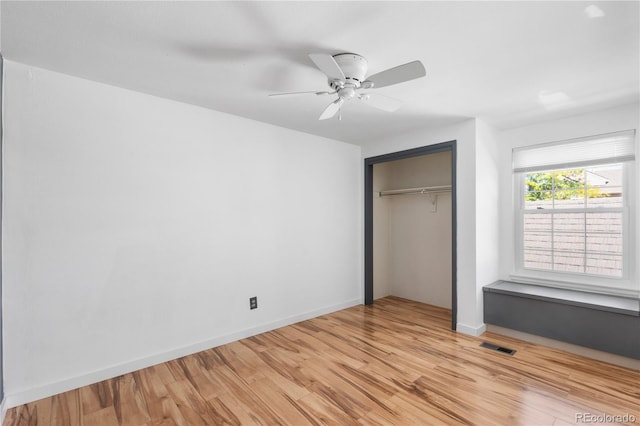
2 1 638 145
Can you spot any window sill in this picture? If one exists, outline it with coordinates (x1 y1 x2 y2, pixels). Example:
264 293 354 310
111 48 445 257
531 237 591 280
509 272 638 299
484 280 639 317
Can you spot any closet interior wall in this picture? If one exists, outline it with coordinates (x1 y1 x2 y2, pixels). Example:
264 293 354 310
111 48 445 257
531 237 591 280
373 151 452 308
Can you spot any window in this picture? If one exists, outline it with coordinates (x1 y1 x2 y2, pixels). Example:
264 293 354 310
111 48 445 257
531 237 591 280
522 164 624 277
513 130 636 294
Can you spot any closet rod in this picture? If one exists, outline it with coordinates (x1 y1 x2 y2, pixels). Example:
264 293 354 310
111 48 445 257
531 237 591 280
378 185 451 197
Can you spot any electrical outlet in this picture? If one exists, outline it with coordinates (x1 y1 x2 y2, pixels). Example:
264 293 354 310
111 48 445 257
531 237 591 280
249 296 258 310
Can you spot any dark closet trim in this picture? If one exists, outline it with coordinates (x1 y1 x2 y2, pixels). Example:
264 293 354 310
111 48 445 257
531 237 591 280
0 54 4 400
364 140 458 330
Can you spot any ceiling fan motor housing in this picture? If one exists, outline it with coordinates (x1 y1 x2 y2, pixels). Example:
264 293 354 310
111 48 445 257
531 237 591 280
270 52 425 120
332 53 368 88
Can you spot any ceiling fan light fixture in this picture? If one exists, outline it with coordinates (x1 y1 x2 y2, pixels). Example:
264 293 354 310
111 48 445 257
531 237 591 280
270 52 426 121
338 86 356 101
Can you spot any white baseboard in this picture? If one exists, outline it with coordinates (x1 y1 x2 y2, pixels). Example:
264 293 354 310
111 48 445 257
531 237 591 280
4 298 361 409
486 325 640 370
1 397 7 425
456 322 487 337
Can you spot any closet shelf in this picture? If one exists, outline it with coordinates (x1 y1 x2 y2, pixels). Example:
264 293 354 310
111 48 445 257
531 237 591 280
378 185 451 197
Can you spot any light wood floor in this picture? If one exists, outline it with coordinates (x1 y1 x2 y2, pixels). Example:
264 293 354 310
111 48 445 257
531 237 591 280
5 296 640 425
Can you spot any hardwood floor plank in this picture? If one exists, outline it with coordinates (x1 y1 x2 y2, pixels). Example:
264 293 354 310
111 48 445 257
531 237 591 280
164 379 223 425
184 370 228 402
195 364 284 424
388 391 469 425
130 367 190 426
247 377 317 424
4 296 639 426
255 349 316 389
27 397 52 426
82 407 119 426
49 391 82 426
110 374 150 426
296 392 360 425
80 381 113 416
3 405 36 426
149 362 181 387
254 364 311 401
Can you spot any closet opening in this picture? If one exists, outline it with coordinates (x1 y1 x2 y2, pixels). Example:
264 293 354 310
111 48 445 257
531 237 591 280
364 141 457 330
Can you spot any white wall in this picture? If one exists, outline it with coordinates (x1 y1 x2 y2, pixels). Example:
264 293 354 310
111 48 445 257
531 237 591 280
2 61 362 406
373 153 452 308
362 119 487 334
474 120 501 322
496 103 640 295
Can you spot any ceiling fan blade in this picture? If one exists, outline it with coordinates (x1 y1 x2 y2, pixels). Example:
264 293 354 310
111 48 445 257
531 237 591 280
309 53 346 81
365 60 426 88
319 99 344 120
269 91 332 97
358 93 403 112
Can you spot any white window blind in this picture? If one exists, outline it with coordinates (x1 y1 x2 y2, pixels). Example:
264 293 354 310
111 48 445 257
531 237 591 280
513 130 636 173
512 129 637 295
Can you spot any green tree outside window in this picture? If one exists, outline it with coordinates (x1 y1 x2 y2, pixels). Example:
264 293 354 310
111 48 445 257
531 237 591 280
525 169 604 201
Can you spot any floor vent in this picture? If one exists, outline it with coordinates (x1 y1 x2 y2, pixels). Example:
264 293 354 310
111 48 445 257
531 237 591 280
480 342 516 356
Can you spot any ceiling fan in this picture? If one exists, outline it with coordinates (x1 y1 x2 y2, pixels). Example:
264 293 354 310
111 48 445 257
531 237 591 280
269 53 426 120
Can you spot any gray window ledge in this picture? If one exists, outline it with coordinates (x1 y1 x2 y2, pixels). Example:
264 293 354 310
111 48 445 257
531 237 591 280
483 281 640 317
